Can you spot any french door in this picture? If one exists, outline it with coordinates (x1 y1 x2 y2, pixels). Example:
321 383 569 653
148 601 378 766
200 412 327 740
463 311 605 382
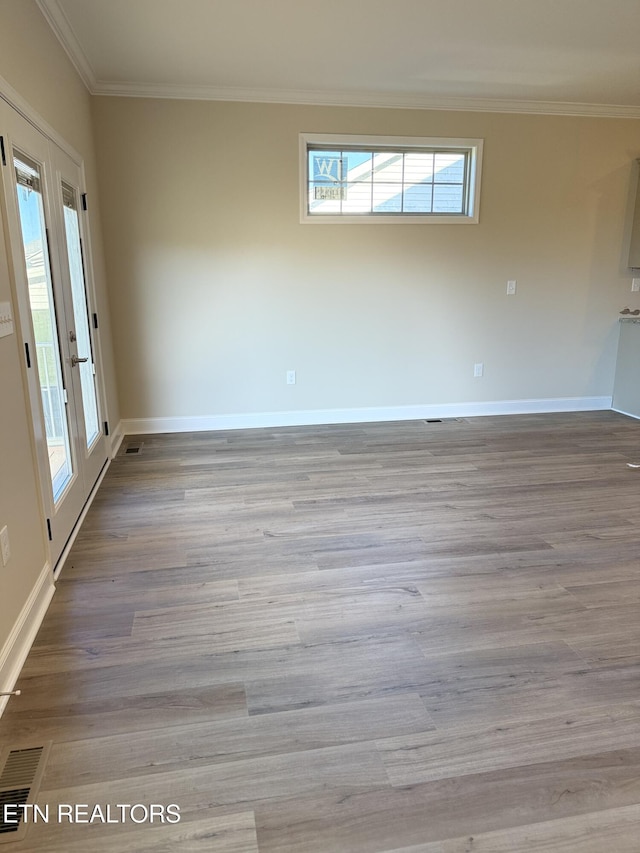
0 101 108 569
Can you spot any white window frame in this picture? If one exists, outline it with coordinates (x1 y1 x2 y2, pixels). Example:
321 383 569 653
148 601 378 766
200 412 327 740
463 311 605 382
300 133 483 225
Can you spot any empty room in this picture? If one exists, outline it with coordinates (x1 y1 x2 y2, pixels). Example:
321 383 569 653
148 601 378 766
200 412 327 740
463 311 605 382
2 1 640 850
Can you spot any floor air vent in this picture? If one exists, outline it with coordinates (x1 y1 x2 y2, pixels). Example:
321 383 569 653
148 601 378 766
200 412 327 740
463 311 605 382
125 442 143 455
0 745 50 843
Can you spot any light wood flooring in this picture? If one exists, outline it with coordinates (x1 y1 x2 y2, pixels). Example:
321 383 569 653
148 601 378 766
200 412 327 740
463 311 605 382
3 411 640 851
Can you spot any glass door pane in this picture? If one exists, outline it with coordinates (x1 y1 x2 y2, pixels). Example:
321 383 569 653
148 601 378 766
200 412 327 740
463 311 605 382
13 153 73 502
61 182 100 448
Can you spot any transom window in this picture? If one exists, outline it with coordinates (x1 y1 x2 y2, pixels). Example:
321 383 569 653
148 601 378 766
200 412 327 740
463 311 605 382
300 134 483 224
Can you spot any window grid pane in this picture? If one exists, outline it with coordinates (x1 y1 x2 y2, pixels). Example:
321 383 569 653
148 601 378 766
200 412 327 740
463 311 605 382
308 147 469 216
14 154 74 501
62 183 101 448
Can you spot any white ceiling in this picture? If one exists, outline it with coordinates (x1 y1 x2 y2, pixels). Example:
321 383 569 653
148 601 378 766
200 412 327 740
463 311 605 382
37 0 640 117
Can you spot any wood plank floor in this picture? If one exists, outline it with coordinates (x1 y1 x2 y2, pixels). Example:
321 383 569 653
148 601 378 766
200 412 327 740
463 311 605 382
3 411 640 851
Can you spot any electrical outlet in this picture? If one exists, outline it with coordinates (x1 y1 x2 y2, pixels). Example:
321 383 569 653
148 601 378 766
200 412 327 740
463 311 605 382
506 280 517 295
632 278 640 292
286 370 296 385
474 362 484 377
0 526 10 567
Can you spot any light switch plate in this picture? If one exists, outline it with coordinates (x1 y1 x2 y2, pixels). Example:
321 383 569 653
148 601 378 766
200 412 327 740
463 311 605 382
0 302 14 338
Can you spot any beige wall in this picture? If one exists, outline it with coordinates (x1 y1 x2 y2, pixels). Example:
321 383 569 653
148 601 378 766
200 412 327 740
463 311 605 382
0 1 119 431
0 1 119 658
0 0 638 668
92 97 640 423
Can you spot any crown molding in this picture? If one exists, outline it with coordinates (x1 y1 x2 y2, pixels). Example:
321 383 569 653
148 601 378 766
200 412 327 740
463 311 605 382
91 80 640 119
36 0 96 91
36 1 640 120
0 73 83 163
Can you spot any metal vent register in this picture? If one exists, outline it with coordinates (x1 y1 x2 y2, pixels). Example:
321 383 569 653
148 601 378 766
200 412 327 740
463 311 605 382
0 745 50 843
124 442 143 455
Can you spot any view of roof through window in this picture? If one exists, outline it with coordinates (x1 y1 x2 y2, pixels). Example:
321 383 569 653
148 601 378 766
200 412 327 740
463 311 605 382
307 147 469 216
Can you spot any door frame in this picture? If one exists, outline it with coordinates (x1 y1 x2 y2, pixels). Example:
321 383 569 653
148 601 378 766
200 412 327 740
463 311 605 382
0 75 112 574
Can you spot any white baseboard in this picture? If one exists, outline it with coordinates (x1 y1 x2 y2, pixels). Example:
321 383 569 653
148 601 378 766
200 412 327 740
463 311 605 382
611 407 640 421
110 420 124 457
121 396 613 435
0 563 55 718
0 448 115 713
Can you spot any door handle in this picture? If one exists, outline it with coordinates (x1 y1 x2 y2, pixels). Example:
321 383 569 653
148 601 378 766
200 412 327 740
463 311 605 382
71 355 89 366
